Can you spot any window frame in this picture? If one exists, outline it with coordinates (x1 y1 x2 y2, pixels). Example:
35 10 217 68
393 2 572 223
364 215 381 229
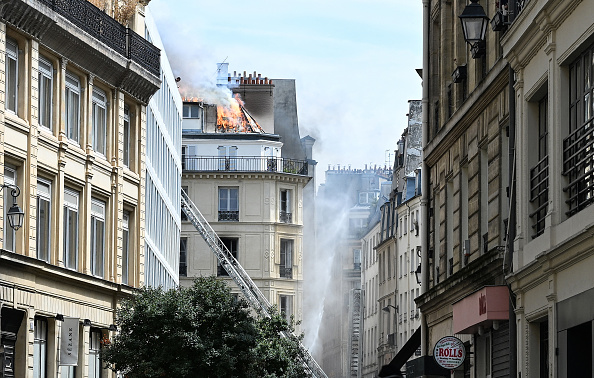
279 239 293 279
218 187 239 221
90 199 106 278
5 37 18 113
37 179 52 262
179 237 188 277
88 328 102 378
33 317 48 378
63 188 79 270
279 294 293 323
122 211 130 284
279 189 292 223
65 72 81 142
217 237 238 276
38 56 54 130
92 87 108 156
123 105 130 167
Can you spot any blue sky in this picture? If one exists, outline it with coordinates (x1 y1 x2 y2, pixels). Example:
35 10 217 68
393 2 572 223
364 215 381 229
149 0 423 186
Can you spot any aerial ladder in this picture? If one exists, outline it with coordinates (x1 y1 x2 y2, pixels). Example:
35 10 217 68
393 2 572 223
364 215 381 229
180 189 328 378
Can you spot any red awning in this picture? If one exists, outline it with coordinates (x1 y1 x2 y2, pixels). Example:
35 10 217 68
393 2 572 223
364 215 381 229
453 285 509 334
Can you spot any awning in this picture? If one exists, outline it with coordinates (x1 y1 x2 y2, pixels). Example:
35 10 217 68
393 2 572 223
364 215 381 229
379 327 421 377
452 285 509 334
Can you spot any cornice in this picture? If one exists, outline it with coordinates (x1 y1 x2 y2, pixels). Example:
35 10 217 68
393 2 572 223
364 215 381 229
182 171 311 184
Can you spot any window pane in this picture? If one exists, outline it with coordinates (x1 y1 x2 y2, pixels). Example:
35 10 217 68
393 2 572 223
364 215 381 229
123 107 130 167
229 188 238 210
37 195 51 261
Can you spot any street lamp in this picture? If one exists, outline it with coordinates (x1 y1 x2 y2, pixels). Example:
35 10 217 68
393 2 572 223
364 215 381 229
382 304 398 313
459 0 489 46
2 183 24 230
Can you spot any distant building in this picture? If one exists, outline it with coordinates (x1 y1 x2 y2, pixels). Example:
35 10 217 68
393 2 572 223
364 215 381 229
316 165 391 377
179 67 315 333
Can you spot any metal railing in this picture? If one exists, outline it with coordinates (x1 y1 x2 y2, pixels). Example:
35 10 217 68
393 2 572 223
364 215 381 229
183 156 309 175
38 0 160 75
563 120 594 216
529 155 548 237
279 267 293 279
279 211 292 223
218 211 239 222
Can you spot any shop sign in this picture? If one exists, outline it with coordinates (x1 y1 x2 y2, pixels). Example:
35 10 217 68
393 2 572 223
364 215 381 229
433 336 465 370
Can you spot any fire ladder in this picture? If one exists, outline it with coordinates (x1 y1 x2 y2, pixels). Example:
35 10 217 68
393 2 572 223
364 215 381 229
180 189 328 378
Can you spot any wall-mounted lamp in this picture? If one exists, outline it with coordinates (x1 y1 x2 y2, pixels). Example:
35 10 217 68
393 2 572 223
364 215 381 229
415 264 422 285
1 183 24 230
55 314 64 322
382 304 398 313
108 324 118 332
83 319 92 327
459 0 489 59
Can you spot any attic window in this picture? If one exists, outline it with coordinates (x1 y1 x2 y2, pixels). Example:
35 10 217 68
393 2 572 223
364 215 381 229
183 104 201 119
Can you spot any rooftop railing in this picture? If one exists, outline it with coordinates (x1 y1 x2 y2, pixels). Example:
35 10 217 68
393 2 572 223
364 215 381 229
38 0 160 75
183 156 309 176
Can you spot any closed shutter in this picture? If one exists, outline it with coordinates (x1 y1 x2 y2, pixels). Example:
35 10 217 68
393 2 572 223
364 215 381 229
492 321 510 378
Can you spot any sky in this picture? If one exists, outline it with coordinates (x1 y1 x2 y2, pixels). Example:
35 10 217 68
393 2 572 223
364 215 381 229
148 0 423 186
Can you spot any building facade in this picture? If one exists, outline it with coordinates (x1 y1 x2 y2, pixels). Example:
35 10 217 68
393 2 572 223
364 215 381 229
408 0 513 377
179 70 315 335
143 8 182 290
502 0 594 376
0 0 161 377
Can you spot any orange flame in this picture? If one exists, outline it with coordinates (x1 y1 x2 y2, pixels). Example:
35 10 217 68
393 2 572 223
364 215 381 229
216 94 264 133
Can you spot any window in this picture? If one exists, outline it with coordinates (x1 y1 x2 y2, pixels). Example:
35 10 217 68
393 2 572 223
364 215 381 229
33 318 47 378
92 88 107 155
5 37 18 113
218 146 238 171
404 215 408 235
38 56 53 129
63 189 79 270
60 367 75 378
123 105 130 167
179 237 187 277
218 187 239 221
89 329 102 378
122 211 130 284
65 73 81 142
280 239 293 278
279 189 292 223
530 96 548 237
4 166 17 252
353 249 361 270
218 238 237 276
279 295 293 322
183 103 201 118
37 180 51 262
91 200 106 277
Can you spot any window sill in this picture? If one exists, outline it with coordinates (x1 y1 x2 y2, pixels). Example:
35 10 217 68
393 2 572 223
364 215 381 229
5 111 30 133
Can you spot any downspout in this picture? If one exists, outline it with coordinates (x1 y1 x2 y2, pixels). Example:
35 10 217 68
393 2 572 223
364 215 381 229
420 0 430 358
507 1 518 377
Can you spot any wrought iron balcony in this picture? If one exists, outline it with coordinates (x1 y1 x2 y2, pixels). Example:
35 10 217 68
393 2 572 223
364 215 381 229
563 119 594 216
529 155 548 238
218 211 239 222
279 211 292 223
183 156 309 176
279 267 293 279
13 0 160 75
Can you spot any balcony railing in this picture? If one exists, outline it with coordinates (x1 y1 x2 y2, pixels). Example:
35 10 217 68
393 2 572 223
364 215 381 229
563 120 594 216
37 0 160 75
183 156 309 175
529 155 548 238
218 211 239 222
279 211 292 223
279 267 293 279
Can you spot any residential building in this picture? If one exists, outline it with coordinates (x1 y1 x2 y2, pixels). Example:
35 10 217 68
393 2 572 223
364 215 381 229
401 1 514 377
502 1 594 376
0 0 161 377
361 221 380 378
179 67 315 336
143 8 183 290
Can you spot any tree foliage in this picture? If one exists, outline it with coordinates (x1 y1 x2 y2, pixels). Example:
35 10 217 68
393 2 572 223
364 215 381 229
102 277 308 378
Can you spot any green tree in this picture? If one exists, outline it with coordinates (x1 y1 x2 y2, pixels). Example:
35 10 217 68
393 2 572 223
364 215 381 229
102 276 307 378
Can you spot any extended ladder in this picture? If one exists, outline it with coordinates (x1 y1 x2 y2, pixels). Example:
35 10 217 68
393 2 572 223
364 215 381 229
181 189 328 378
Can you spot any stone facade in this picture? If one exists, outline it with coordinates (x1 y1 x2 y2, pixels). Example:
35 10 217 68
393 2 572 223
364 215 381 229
0 1 161 377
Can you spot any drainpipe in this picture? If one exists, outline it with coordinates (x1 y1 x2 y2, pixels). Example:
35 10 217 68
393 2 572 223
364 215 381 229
507 1 518 377
420 0 430 359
